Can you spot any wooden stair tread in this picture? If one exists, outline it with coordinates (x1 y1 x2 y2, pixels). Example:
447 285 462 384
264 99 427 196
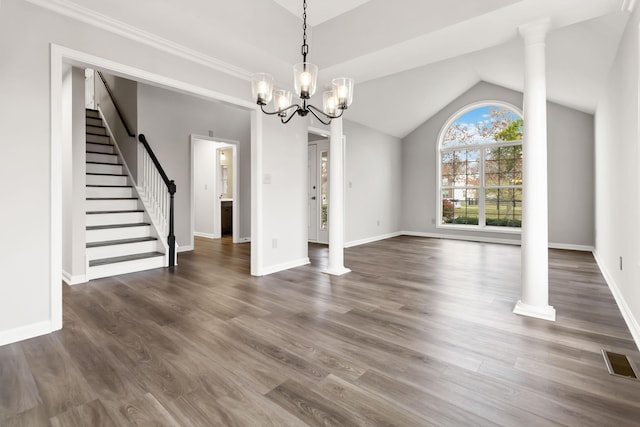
86 210 144 215
89 252 164 267
86 151 117 155
86 161 122 166
86 222 150 231
86 197 137 200
86 185 132 188
86 237 157 248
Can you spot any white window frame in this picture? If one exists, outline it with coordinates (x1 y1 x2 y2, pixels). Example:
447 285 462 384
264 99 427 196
436 101 523 234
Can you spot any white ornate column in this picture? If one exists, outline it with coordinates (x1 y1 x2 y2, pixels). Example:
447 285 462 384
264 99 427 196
514 19 556 321
324 117 351 276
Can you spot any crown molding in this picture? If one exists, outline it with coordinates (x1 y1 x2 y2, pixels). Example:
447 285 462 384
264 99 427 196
24 0 253 81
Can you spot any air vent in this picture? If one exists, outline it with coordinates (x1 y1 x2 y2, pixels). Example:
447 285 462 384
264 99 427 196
602 350 638 380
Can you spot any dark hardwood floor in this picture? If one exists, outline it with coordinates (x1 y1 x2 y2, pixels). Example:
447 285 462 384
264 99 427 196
1 236 639 426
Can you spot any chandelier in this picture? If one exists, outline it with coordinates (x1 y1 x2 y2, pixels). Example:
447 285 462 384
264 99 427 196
251 0 354 125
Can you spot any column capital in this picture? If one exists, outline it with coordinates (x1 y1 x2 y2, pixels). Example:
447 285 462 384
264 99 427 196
519 18 551 44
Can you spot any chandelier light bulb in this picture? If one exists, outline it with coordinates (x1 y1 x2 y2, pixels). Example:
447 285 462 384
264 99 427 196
251 0 354 125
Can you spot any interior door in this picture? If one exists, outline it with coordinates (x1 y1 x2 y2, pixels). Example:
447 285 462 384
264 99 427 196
317 141 329 244
308 145 318 242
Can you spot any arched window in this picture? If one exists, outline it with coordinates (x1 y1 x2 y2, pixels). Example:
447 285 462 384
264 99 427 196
438 102 523 230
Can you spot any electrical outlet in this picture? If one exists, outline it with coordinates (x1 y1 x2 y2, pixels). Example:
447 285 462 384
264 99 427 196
431 218 436 224
377 220 380 226
208 130 214 137
272 238 278 249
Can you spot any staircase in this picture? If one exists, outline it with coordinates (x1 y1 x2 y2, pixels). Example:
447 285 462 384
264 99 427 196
85 109 166 280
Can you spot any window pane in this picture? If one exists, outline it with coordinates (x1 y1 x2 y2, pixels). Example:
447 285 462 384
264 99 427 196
442 188 479 225
320 151 328 230
484 188 522 227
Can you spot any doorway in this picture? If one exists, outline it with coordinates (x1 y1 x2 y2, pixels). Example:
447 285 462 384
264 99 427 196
192 136 239 243
308 137 329 244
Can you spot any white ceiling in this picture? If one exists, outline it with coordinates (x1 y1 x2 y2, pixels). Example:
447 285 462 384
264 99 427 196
48 0 632 138
271 0 373 26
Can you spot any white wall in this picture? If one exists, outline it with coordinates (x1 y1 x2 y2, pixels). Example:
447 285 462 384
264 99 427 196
594 6 640 346
402 81 595 248
137 83 251 247
193 140 217 237
343 120 403 246
260 115 309 272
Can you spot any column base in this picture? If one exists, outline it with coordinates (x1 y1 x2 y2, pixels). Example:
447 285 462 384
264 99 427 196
322 267 351 276
513 300 556 322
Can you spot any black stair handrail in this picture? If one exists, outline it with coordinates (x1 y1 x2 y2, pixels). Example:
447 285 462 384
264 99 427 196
96 71 135 138
138 134 176 267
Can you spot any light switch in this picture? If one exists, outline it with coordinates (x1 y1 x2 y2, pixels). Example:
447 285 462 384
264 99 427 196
263 174 271 184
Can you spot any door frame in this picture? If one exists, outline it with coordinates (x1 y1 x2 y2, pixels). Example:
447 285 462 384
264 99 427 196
190 135 239 244
308 127 330 244
49 44 262 338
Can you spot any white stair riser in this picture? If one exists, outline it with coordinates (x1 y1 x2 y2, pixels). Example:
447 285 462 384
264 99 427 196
87 125 107 136
87 255 165 280
86 133 110 144
86 117 103 127
86 199 138 211
87 240 160 260
86 143 114 154
86 174 127 186
86 163 122 174
86 225 150 243
86 152 119 164
86 186 133 198
86 212 144 226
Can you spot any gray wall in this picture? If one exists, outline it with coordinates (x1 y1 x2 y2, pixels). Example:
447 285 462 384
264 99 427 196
95 73 139 180
344 120 403 245
137 83 252 247
402 81 595 248
594 5 640 344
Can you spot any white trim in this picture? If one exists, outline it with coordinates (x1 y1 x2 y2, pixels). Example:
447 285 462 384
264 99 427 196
402 231 593 251
593 250 640 350
548 243 594 252
345 232 402 248
251 111 264 276
62 270 87 286
257 258 310 276
622 0 637 13
0 321 53 347
26 0 252 81
194 232 217 239
513 300 556 322
239 237 251 243
437 223 522 235
402 231 520 246
51 45 64 332
177 245 194 253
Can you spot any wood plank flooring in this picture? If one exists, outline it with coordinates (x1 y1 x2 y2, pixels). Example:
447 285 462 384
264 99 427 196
2 236 640 426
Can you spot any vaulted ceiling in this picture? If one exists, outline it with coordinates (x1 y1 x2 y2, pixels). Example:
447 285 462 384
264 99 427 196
48 0 632 138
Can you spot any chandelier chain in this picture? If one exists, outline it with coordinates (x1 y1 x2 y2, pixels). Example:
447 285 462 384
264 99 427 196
301 0 308 61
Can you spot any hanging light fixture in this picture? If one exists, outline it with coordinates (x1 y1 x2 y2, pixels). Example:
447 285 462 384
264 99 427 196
251 0 354 125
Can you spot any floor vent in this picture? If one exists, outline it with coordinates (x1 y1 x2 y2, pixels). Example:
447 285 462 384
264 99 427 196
602 350 638 380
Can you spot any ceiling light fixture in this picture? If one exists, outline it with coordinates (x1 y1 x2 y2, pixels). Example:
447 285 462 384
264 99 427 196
251 0 354 125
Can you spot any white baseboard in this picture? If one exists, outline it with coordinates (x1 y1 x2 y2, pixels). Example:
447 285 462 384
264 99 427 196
345 232 402 248
549 242 594 252
194 232 218 239
177 245 194 253
62 270 87 286
401 231 520 246
0 320 52 347
257 257 310 276
593 250 640 351
401 231 593 252
238 237 251 243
